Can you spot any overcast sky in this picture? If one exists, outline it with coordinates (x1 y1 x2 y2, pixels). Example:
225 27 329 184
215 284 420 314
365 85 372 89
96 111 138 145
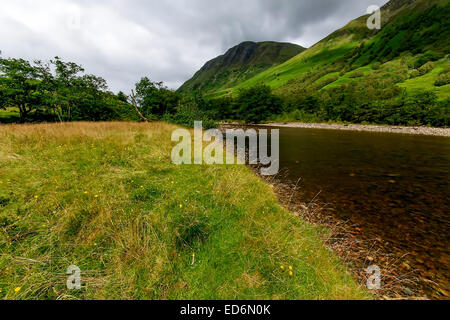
0 0 388 93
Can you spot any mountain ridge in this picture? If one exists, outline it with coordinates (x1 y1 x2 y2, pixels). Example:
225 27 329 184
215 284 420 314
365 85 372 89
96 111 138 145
178 41 305 94
195 0 448 99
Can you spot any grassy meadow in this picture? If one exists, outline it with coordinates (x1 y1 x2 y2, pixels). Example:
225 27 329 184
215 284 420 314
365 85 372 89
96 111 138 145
0 122 370 300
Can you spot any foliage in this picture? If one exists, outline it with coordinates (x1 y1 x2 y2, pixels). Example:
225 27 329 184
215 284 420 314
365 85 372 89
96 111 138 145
434 70 450 87
195 74 448 127
235 85 283 123
418 62 434 76
135 77 180 117
162 98 217 129
0 56 135 122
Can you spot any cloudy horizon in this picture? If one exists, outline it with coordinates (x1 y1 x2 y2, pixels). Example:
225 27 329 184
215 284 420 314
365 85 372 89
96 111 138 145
1 0 388 93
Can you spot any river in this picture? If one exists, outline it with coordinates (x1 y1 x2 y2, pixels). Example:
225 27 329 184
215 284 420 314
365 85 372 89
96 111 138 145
249 125 450 298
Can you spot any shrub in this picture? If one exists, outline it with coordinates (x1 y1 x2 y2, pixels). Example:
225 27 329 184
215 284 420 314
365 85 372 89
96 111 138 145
162 102 217 129
349 70 364 78
434 72 450 87
418 62 434 76
315 75 339 89
371 62 382 70
409 69 420 79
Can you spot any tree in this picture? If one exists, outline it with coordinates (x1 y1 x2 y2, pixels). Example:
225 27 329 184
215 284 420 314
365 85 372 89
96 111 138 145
0 55 134 123
0 58 41 120
135 77 180 117
236 85 283 123
117 91 129 102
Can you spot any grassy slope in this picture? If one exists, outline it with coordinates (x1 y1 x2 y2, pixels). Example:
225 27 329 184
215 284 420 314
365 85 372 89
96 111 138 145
210 0 450 100
178 41 305 96
0 122 369 300
204 11 371 97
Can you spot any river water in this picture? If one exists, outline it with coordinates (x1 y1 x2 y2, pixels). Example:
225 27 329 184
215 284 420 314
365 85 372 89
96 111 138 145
251 126 450 297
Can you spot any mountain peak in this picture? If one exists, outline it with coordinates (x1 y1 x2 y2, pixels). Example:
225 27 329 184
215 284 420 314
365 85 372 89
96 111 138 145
178 41 305 94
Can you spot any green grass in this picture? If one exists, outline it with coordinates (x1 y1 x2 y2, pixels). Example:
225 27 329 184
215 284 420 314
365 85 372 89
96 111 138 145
398 60 450 99
0 122 370 300
0 108 20 123
226 39 359 95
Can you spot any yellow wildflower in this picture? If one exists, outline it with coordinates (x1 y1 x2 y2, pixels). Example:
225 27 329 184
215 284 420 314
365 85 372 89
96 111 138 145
289 271 293 276
289 266 293 271
280 266 285 270
14 287 21 293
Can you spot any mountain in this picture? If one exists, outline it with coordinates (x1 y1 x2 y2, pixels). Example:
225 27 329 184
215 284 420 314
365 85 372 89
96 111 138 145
178 41 305 95
183 0 449 101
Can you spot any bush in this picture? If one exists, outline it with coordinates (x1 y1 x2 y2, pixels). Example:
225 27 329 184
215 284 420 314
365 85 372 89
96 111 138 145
409 69 420 79
349 70 364 78
414 52 436 69
371 62 382 70
434 71 450 87
418 62 434 76
162 102 217 129
315 75 339 89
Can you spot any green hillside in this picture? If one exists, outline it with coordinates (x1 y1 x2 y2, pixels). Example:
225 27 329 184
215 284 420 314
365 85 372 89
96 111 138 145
178 41 305 95
183 0 449 111
212 0 449 99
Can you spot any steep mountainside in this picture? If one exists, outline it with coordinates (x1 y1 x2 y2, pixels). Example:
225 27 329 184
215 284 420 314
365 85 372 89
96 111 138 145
194 0 449 100
178 41 305 94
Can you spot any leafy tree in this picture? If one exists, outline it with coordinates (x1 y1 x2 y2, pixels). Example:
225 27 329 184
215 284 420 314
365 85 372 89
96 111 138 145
162 98 217 129
135 77 180 117
0 55 135 123
236 85 283 123
117 91 129 102
0 58 41 120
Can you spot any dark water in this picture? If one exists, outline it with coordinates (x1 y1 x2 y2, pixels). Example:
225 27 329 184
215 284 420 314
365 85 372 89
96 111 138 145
258 126 450 295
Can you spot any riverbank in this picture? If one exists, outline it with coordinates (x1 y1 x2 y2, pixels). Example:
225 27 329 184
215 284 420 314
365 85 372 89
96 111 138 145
263 178 430 300
259 122 450 137
0 122 369 300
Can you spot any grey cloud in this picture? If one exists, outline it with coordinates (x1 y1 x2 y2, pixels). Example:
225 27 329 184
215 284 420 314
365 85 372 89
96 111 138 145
0 0 388 92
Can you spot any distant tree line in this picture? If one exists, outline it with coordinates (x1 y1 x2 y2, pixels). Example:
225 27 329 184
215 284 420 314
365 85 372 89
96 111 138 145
187 81 448 127
1 54 448 128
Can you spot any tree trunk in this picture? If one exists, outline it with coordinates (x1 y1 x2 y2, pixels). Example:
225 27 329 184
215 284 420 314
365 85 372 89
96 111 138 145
131 90 149 122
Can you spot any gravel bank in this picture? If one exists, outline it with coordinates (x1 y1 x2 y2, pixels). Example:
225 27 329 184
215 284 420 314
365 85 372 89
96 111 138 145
259 122 450 137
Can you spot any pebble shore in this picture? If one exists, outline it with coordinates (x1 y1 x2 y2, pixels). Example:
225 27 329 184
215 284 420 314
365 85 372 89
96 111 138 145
259 122 450 137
